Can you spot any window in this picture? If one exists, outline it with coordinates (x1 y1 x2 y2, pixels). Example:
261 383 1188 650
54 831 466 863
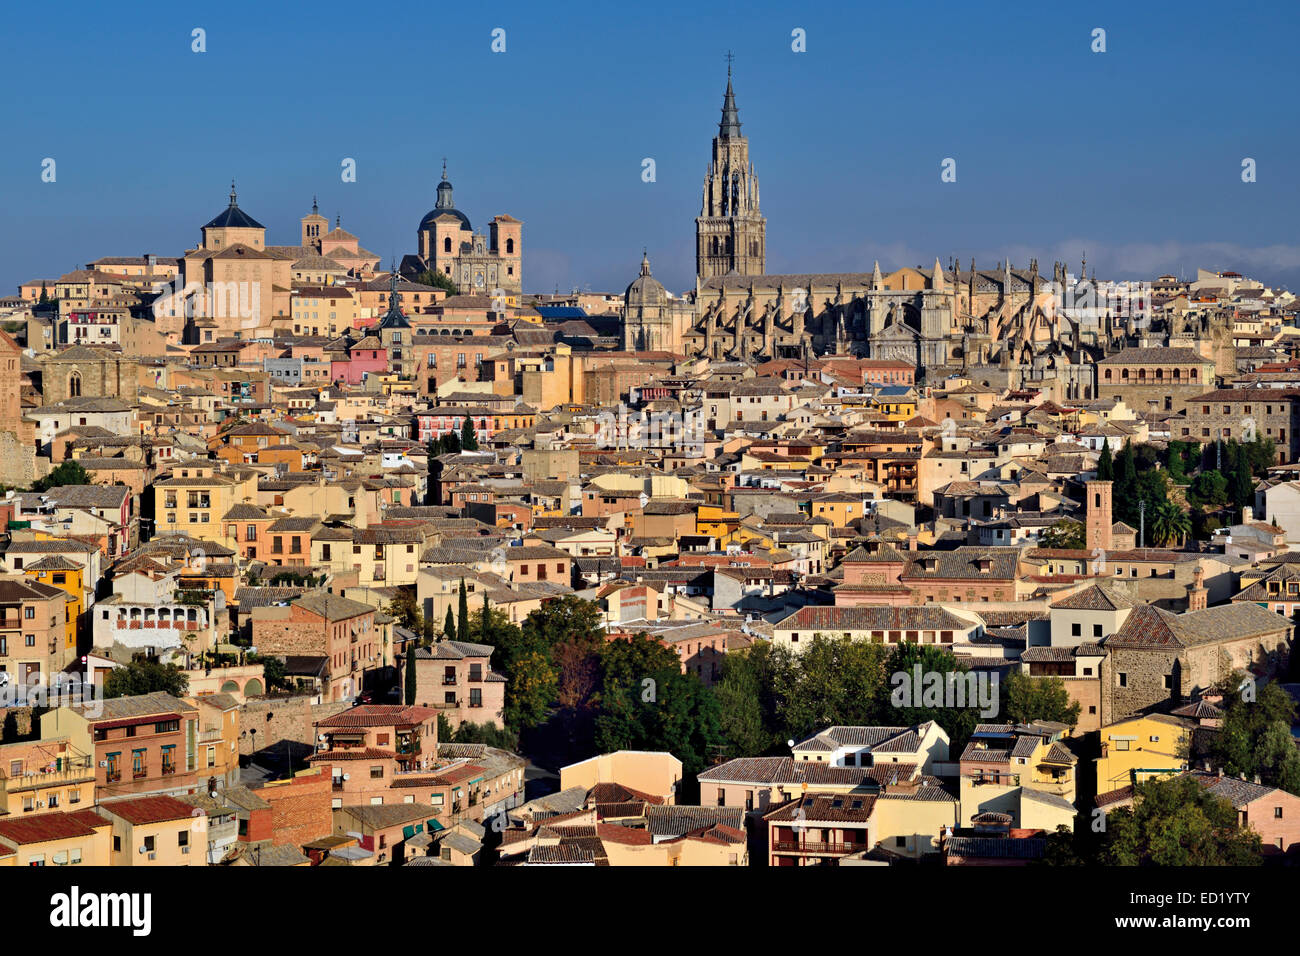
1115 739 1130 751
370 766 384 779
1118 672 1128 687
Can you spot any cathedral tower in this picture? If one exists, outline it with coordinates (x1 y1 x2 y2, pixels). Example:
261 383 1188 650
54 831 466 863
696 61 766 280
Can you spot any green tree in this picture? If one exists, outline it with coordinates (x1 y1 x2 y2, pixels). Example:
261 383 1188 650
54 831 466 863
481 590 491 645
1 712 18 743
593 633 724 778
1039 519 1086 550
404 647 418 705
460 415 479 452
38 282 48 306
1000 670 1081 728
443 606 456 641
415 268 458 295
1210 676 1300 794
32 460 89 493
103 657 189 699
881 643 983 753
457 579 469 641
386 589 422 632
249 653 287 692
1149 499 1190 547
715 647 780 757
1096 440 1114 481
1100 776 1262 865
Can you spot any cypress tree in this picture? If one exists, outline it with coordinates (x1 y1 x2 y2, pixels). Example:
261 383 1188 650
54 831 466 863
443 605 455 641
461 415 478 451
481 590 491 644
1096 440 1114 481
457 579 469 641
404 647 417 705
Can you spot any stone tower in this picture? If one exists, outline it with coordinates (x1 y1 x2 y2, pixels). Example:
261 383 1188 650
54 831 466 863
696 62 766 280
1086 480 1113 553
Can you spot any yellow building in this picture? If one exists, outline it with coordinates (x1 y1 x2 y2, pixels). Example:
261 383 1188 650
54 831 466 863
23 555 85 654
1095 713 1193 795
153 462 259 534
696 504 740 545
0 808 112 867
101 794 208 866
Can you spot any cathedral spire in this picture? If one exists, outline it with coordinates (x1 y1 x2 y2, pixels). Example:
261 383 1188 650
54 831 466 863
229 180 238 207
872 260 883 290
933 257 945 292
719 57 742 139
640 249 652 276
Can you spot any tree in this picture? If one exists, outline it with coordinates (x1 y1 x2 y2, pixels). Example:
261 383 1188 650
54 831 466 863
443 606 456 641
249 653 287 692
1095 440 1114 481
1039 519 1086 550
1000 670 1081 728
1210 676 1300 795
1231 455 1254 513
481 590 491 644
103 657 189 699
716 647 780 757
440 431 461 454
415 268 458 295
593 633 724 778
38 282 48 306
386 589 422 632
1149 499 1190 547
404 647 418 705
1100 775 1261 865
32 460 89 493
461 415 479 452
1 712 18 743
457 579 469 642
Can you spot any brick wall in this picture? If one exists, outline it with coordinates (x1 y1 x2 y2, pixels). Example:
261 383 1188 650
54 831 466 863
257 769 332 847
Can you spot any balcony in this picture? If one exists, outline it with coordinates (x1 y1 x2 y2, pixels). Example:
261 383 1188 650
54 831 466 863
773 841 859 854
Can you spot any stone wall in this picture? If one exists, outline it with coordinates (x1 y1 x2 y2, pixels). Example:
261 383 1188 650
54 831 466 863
237 695 349 757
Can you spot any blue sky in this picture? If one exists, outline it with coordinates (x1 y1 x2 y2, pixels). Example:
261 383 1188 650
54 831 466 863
3 0 1299 297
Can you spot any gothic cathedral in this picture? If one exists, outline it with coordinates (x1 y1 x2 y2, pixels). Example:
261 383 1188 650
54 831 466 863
695 64 765 280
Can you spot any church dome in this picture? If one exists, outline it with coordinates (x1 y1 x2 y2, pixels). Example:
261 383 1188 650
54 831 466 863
205 182 264 230
419 169 471 232
624 252 667 305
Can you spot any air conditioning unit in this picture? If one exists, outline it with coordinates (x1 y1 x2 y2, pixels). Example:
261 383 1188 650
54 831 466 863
147 852 156 861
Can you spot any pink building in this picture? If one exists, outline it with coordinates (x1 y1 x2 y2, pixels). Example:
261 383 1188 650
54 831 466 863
331 335 388 385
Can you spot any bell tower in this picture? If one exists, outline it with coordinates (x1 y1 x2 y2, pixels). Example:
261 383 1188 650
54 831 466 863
696 56 766 280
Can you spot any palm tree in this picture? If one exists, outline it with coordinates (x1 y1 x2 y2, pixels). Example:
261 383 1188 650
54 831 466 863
1151 500 1190 547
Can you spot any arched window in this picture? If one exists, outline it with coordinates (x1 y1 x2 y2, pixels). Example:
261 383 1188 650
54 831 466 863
68 371 81 398
506 238 514 254
443 236 452 254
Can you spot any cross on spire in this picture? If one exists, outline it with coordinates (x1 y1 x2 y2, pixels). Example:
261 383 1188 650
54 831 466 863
441 157 448 180
725 50 734 77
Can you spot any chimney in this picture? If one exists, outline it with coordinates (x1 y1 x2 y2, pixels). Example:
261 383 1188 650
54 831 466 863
1187 564 1207 611
1242 506 1254 523
907 533 918 551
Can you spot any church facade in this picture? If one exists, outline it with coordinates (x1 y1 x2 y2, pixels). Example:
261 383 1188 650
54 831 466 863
401 164 522 303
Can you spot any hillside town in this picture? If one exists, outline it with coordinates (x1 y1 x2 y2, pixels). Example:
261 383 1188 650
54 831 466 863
0 70 1298 872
